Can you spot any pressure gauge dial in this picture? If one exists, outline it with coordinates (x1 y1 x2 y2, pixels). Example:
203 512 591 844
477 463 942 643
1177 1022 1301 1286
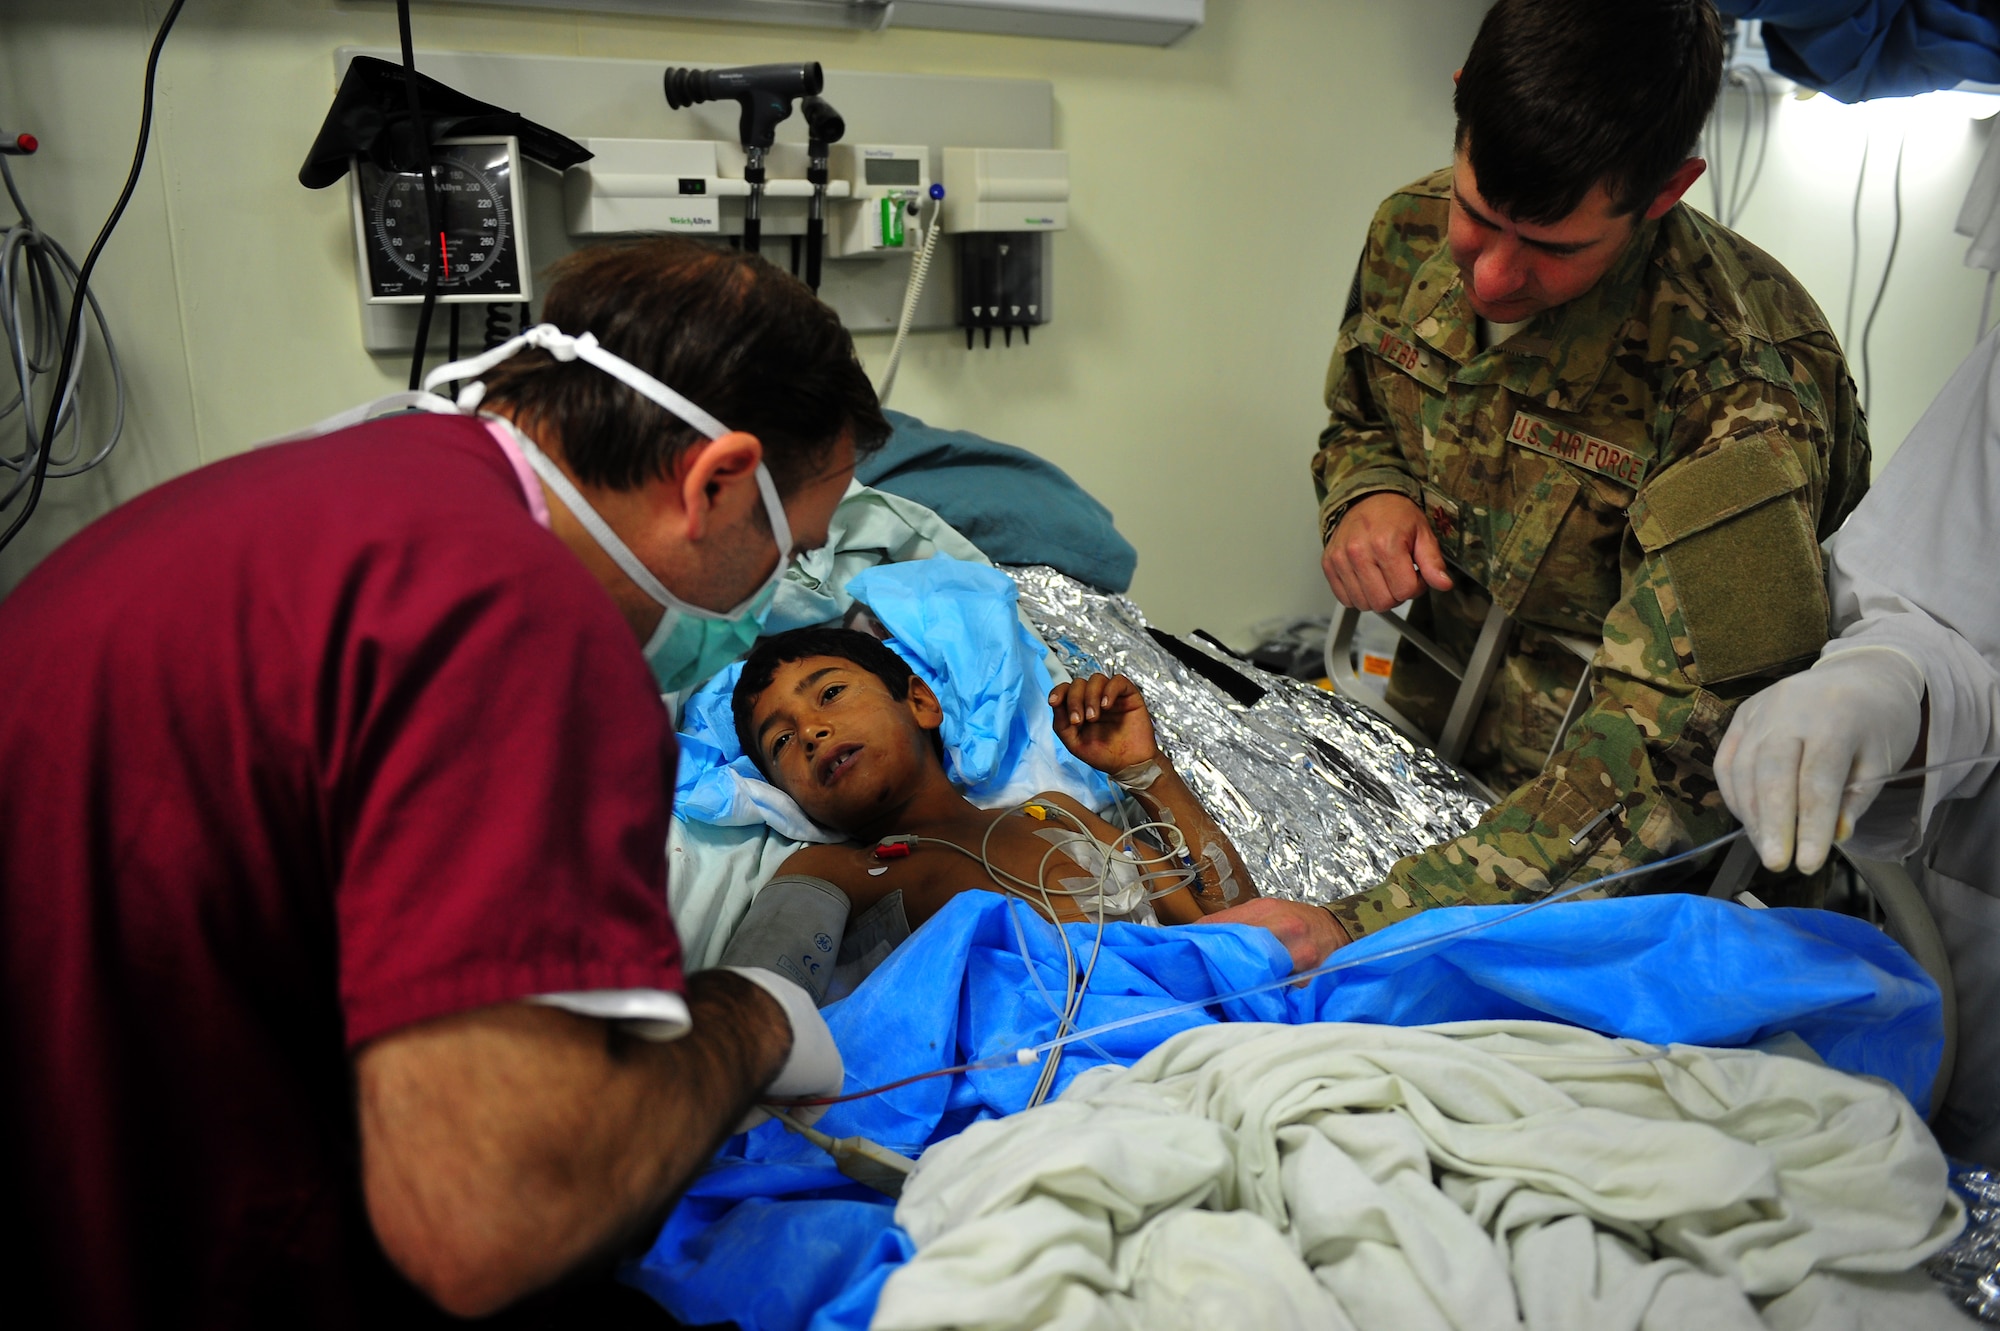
350 137 531 304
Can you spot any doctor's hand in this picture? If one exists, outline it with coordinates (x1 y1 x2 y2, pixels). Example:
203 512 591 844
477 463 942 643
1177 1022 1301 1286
1321 492 1454 612
1715 646 1927 875
1049 673 1160 774
722 966 845 1131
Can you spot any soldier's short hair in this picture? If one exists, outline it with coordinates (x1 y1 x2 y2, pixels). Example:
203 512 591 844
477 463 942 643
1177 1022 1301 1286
1453 0 1724 225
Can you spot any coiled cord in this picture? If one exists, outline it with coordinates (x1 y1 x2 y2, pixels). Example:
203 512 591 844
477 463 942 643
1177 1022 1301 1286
0 159 126 516
876 188 944 407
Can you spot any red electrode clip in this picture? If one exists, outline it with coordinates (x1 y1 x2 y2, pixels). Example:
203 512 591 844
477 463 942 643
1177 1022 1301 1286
1 131 37 156
872 835 917 860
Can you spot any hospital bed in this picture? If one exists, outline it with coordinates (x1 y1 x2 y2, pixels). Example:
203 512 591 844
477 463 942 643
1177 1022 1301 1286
647 461 1979 1328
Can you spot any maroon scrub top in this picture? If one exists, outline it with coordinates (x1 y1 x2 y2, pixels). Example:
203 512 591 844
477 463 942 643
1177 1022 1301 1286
0 413 684 1328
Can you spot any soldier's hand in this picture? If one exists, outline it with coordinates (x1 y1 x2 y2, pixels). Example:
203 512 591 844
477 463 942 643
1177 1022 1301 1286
1195 898 1348 973
1321 492 1453 611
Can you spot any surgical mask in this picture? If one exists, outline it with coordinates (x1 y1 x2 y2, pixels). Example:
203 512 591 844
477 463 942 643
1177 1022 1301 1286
424 325 794 694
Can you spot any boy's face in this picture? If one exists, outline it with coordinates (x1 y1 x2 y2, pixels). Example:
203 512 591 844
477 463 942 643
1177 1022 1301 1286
746 654 944 832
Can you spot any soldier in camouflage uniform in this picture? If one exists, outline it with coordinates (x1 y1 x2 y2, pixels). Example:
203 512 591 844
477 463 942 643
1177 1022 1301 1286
1314 0 1871 941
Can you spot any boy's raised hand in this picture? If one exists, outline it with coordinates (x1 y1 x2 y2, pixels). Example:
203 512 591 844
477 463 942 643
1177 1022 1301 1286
1048 673 1159 773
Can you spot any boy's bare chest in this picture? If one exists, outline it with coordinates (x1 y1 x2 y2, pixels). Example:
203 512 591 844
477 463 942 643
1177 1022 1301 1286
854 809 1099 921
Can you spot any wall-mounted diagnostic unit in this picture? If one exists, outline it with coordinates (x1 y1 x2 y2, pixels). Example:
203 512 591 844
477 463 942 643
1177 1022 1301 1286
323 49 1062 355
565 137 872 239
351 137 532 304
941 147 1068 347
830 144 930 255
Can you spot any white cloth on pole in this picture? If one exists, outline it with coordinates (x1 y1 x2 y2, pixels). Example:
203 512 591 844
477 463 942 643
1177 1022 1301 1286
873 1021 1968 1331
1958 126 2000 272
1824 325 2000 1161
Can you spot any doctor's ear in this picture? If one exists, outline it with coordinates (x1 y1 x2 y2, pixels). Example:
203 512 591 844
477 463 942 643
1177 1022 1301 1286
675 431 765 541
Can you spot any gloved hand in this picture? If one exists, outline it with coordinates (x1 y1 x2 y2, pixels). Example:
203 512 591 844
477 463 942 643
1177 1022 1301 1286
1715 646 1926 874
720 965 845 1131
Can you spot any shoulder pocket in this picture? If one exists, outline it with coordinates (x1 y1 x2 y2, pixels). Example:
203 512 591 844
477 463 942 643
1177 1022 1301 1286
1626 432 1828 685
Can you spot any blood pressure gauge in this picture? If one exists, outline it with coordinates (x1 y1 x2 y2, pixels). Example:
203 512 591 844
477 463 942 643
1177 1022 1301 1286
351 137 531 304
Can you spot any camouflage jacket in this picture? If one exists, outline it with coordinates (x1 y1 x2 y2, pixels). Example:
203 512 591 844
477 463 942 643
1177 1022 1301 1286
1313 170 1871 939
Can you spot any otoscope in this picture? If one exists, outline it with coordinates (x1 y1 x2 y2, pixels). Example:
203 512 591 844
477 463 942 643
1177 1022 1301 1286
801 95 845 293
664 62 825 256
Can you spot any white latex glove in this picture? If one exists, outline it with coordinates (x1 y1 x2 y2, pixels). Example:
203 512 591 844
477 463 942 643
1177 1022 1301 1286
1715 646 1926 874
719 965 845 1131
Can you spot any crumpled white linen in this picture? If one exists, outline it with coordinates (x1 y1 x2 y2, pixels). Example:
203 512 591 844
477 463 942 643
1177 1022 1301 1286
874 1021 1969 1331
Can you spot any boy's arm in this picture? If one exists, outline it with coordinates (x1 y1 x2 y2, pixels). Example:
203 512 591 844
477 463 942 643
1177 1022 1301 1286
773 843 888 908
1048 674 1256 920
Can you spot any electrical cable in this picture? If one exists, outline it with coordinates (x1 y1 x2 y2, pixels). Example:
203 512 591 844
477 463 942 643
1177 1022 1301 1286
443 301 461 400
1728 73 1754 223
876 185 944 407
1706 82 1727 221
1859 133 1907 417
1845 138 1870 353
1751 71 1775 216
1705 67 1773 230
483 300 514 352
1729 68 1774 228
768 754 1999 1112
396 0 444 394
0 0 181 556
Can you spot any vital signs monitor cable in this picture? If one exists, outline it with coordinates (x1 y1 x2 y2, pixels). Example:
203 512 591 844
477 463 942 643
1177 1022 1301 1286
767 755 1995 1112
0 0 183 556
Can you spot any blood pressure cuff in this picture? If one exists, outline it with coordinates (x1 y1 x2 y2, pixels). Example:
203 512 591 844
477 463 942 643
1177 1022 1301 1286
1627 431 1830 685
298 56 591 190
717 875 851 1005
715 874 915 1008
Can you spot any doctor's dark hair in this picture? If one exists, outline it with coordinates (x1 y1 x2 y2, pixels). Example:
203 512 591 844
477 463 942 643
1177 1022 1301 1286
1453 0 1723 224
479 236 889 495
733 627 918 776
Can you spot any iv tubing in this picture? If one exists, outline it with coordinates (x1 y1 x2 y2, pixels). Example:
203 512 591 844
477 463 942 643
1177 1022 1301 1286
768 756 1991 1110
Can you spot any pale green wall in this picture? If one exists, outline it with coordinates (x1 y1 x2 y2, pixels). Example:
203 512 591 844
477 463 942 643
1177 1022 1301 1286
0 0 1484 637
1709 86 1995 476
0 1 1990 643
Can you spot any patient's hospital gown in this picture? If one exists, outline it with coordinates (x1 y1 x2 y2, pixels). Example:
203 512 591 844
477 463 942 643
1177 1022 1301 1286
1821 326 2000 1165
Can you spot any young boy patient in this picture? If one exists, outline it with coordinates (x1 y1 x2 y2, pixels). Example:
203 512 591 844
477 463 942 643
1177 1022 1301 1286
727 627 1343 991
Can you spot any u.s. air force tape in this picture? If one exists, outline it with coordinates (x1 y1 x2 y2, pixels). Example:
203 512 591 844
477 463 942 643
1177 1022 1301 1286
1508 410 1648 488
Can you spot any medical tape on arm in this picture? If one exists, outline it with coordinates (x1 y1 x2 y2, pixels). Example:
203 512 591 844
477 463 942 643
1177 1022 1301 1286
1110 760 1164 791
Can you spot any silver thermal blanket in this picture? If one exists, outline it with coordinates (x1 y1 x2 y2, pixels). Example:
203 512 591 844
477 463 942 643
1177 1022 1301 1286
1931 1161 2000 1323
1006 566 1488 906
